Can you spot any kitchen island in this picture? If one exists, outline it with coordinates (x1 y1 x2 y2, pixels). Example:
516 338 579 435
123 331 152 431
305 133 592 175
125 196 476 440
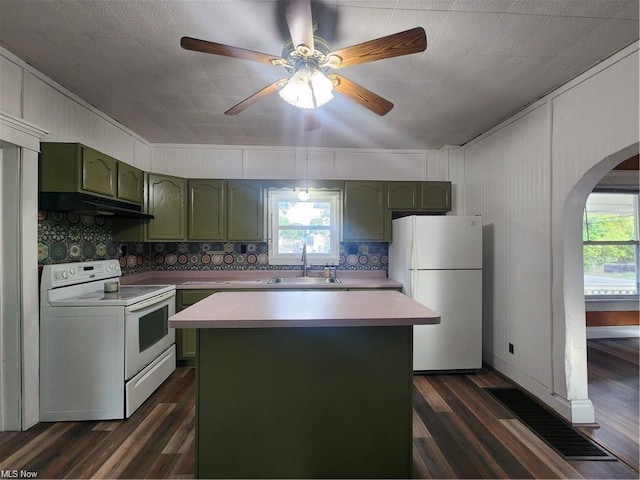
169 290 439 479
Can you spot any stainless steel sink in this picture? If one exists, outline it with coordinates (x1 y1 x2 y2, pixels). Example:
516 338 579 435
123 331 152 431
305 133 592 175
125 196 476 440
267 276 341 285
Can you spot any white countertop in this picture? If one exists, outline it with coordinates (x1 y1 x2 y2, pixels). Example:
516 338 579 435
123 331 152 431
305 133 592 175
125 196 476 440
169 290 440 328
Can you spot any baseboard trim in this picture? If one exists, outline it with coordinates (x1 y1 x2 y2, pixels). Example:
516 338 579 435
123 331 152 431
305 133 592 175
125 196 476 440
587 326 640 339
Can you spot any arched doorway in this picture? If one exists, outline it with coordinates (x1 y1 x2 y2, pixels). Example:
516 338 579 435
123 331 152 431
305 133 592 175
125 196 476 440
559 143 639 424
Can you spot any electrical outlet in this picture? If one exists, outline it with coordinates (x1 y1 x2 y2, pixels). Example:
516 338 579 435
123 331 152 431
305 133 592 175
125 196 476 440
360 244 369 254
240 244 247 254
508 343 514 354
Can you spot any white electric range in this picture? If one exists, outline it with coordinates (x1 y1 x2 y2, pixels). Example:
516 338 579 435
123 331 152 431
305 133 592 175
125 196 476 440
40 260 176 421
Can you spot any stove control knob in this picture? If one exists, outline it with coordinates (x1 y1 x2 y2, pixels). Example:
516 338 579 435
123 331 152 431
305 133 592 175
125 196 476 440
69 267 76 275
61 270 69 279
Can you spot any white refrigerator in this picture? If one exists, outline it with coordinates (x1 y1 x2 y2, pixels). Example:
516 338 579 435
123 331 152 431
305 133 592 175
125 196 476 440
389 215 482 372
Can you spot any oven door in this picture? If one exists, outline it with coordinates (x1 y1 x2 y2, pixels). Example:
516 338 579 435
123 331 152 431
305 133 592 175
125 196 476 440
124 290 176 380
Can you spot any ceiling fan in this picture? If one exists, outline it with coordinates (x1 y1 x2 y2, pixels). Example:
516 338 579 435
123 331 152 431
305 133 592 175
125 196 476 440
180 0 427 120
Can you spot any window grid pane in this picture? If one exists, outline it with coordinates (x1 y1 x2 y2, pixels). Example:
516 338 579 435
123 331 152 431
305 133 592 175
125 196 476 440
268 190 341 265
583 192 639 296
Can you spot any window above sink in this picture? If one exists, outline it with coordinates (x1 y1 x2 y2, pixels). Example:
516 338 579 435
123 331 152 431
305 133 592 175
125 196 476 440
266 189 342 267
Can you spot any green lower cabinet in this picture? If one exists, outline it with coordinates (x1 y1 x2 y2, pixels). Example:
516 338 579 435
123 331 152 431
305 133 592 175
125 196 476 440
196 326 413 479
177 329 197 363
175 290 216 364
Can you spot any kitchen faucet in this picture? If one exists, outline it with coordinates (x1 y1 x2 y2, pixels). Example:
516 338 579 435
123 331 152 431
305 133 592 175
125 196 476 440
301 243 308 277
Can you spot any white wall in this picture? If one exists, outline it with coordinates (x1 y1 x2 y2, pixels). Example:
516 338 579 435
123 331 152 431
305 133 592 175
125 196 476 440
465 103 554 399
149 143 455 182
1 48 151 170
463 42 639 423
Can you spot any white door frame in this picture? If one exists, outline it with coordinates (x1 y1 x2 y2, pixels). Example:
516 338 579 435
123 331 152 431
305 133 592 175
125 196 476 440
0 112 48 431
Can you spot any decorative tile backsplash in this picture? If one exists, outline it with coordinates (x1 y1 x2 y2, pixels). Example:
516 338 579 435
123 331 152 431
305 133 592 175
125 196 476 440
38 211 388 275
38 211 120 263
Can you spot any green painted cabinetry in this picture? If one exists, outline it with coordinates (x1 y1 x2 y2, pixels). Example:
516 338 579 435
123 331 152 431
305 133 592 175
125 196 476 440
344 181 390 241
188 179 225 240
40 142 142 204
421 181 451 211
387 181 452 212
197 325 413 479
175 290 216 363
81 146 117 197
227 180 263 241
147 173 186 241
117 163 144 204
387 181 420 209
112 173 451 243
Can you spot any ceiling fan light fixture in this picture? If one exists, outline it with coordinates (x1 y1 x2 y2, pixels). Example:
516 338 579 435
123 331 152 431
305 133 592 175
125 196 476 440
279 64 334 109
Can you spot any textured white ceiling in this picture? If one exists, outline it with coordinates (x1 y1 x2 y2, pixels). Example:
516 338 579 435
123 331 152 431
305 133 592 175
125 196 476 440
0 0 638 149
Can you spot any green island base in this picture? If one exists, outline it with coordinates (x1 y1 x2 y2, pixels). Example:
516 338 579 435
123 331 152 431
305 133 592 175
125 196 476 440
196 325 413 479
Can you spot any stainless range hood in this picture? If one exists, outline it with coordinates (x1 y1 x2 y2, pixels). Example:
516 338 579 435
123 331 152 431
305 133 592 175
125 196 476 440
39 192 154 219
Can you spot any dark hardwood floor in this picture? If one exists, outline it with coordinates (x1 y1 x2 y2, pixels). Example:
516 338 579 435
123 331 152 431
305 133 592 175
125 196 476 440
579 337 639 473
1 340 638 479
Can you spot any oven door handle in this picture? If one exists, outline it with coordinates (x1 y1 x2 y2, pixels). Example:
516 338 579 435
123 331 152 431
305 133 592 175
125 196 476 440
125 290 176 313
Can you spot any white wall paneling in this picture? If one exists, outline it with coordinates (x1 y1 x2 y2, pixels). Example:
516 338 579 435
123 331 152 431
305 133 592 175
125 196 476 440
151 145 244 178
0 55 22 117
244 149 295 179
465 104 553 395
334 151 427 180
426 150 449 181
304 150 336 180
150 146 440 181
464 42 639 423
1 47 150 168
447 148 465 215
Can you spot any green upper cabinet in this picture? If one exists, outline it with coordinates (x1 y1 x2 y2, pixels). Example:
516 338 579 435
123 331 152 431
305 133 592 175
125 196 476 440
117 163 144 204
387 182 420 210
344 181 389 241
147 173 186 241
189 179 225 241
421 181 451 212
81 146 117 197
39 142 143 206
386 181 452 213
227 180 263 241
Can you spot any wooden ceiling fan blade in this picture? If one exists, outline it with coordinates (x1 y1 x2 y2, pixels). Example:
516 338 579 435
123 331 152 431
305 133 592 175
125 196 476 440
328 74 393 116
181 37 282 65
225 79 287 115
285 0 314 53
327 27 426 69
